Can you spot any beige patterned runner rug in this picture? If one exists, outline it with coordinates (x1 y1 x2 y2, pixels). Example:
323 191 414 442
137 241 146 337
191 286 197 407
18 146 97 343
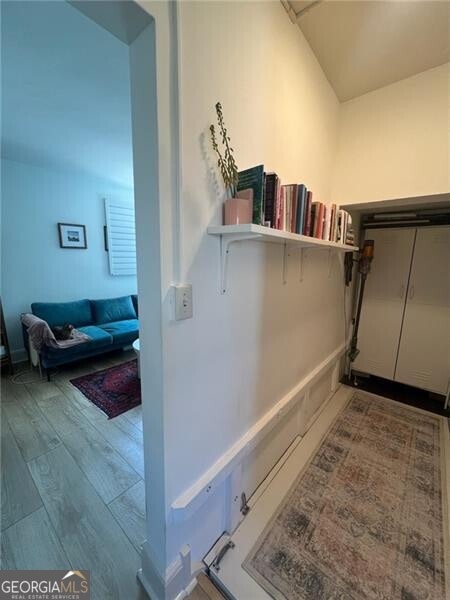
243 391 449 600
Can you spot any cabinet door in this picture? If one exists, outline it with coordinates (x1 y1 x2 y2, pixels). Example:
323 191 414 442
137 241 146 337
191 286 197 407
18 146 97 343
394 226 450 394
353 228 416 380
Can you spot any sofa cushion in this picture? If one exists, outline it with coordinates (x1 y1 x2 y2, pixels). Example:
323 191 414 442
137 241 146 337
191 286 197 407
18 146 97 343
91 296 136 324
98 319 139 345
43 326 112 361
31 299 93 328
77 326 113 348
131 294 138 316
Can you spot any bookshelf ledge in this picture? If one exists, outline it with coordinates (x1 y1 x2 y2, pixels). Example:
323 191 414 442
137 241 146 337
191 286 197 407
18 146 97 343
208 224 357 251
207 224 358 294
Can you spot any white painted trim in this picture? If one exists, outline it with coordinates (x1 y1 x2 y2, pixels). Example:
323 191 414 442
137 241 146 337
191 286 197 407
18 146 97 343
11 348 28 364
170 342 346 523
172 577 198 600
246 435 302 510
211 386 354 598
139 542 192 600
340 192 450 214
170 0 183 283
208 223 357 252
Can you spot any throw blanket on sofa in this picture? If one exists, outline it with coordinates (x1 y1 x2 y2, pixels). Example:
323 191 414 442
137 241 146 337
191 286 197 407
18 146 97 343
21 313 91 352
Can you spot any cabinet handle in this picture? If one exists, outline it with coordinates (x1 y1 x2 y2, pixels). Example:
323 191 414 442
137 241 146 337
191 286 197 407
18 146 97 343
399 284 405 298
408 285 415 300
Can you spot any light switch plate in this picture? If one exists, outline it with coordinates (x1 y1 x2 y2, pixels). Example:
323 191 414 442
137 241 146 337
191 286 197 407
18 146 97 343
172 284 193 320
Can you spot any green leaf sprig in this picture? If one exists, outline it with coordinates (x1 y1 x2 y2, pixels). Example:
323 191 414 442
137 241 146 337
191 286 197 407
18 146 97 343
210 102 239 197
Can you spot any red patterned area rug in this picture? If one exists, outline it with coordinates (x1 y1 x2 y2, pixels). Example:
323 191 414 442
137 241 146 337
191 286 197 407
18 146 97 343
244 391 449 600
71 360 140 418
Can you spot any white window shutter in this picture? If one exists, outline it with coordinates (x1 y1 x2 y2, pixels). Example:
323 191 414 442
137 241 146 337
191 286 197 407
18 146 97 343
104 198 136 276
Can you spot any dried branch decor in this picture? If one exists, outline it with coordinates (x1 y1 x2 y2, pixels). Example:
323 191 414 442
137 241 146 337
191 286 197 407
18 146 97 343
210 102 239 197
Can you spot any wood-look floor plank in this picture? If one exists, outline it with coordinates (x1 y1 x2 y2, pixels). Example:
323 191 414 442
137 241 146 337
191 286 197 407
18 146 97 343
28 446 145 600
37 394 141 503
1 377 34 403
88 355 118 371
108 480 146 551
2 394 61 461
82 404 144 477
53 378 92 411
122 405 143 431
25 380 62 405
1 507 69 570
1 377 14 403
111 350 136 364
1 418 42 530
111 412 143 443
197 574 226 599
188 584 210 600
53 361 96 382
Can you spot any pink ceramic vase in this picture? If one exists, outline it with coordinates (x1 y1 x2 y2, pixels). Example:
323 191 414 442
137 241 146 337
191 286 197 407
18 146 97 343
224 197 252 225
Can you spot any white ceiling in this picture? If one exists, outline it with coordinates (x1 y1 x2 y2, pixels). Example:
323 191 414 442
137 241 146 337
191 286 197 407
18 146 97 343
289 0 450 101
1 1 134 187
69 1 152 45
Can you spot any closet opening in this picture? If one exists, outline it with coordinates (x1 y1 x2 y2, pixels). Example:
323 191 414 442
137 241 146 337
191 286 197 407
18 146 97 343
340 195 450 415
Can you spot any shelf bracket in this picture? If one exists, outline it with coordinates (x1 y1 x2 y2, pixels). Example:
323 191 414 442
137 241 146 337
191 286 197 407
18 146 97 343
327 249 333 278
219 233 261 294
282 242 289 285
299 248 306 282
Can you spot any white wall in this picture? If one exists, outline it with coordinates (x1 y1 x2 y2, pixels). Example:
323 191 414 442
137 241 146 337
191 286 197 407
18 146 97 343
134 3 449 597
161 0 346 575
172 0 339 490
1 158 136 358
332 63 450 204
2 0 134 188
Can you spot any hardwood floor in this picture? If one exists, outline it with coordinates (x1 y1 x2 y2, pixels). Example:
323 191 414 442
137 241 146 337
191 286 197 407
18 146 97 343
1 417 42 530
1 350 224 600
1 350 147 600
188 573 226 600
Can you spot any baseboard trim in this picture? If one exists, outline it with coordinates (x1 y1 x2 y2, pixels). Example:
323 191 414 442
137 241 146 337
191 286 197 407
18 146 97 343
170 342 346 523
11 348 28 364
139 542 193 600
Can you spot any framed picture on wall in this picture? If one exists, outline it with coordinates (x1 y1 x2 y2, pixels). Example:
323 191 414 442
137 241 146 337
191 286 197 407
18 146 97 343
58 223 87 249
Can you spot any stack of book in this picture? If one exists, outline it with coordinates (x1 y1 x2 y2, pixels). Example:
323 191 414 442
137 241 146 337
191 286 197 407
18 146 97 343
236 165 354 245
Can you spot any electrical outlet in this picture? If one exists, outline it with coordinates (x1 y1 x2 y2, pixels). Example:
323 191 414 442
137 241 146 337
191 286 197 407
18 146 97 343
172 284 193 320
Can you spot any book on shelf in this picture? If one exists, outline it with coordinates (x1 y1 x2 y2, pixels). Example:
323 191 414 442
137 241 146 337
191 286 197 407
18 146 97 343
292 185 299 233
304 191 312 236
235 167 354 246
296 184 307 235
323 205 331 241
274 177 282 229
237 165 265 225
282 184 292 233
263 180 309 234
311 201 318 237
345 213 355 245
263 172 278 228
336 210 344 243
317 203 325 239
336 209 353 244
280 185 285 230
329 203 337 242
301 203 354 245
284 185 291 232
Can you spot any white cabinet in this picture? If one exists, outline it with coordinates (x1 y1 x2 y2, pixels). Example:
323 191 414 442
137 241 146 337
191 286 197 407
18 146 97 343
353 225 450 395
394 227 450 394
353 228 416 380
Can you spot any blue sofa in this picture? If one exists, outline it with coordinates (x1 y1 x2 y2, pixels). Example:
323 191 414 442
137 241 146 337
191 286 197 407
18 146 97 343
23 295 139 378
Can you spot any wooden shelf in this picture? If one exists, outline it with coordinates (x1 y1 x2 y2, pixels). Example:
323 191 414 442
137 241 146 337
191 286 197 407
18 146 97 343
207 224 357 252
208 224 358 293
